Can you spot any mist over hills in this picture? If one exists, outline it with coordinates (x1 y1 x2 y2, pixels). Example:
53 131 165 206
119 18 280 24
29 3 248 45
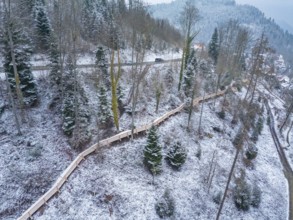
150 0 293 69
236 0 293 34
278 20 293 36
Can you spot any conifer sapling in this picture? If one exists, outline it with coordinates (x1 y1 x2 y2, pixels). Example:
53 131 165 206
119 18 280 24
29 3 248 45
166 142 187 169
144 126 162 175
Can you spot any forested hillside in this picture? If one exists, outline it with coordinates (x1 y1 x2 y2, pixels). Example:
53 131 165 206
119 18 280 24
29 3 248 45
1 0 183 52
0 0 292 220
150 0 293 70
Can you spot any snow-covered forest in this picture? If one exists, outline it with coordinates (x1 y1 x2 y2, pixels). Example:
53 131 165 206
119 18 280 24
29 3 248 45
0 0 292 220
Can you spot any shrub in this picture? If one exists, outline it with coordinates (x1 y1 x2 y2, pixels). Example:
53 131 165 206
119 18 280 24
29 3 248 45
251 129 259 143
166 142 187 169
251 185 261 208
0 103 5 117
217 110 225 119
155 190 175 218
231 115 238 125
212 127 222 132
235 83 242 92
267 116 270 125
234 180 251 211
196 146 202 160
256 117 264 135
213 191 222 205
233 129 244 149
246 145 258 160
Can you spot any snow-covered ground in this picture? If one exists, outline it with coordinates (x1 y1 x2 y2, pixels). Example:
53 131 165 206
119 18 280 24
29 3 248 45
0 59 180 219
0 78 79 219
32 95 288 220
0 51 290 219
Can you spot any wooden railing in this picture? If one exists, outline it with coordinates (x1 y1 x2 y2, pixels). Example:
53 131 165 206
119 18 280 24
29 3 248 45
18 88 227 220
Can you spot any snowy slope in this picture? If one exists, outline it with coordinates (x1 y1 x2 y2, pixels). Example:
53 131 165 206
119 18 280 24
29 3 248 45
33 96 287 220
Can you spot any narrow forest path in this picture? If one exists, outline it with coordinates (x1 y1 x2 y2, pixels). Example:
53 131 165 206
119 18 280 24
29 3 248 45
265 100 293 220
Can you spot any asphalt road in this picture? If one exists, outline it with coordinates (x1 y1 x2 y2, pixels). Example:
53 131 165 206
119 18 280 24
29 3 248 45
265 99 293 220
0 58 181 73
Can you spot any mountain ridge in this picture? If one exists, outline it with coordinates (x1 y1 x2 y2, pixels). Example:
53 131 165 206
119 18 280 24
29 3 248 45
149 0 293 69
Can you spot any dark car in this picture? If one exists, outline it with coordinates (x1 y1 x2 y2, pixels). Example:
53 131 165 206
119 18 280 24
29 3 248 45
155 58 164 62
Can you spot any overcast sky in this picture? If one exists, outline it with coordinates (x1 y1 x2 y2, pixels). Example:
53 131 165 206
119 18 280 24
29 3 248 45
145 0 293 27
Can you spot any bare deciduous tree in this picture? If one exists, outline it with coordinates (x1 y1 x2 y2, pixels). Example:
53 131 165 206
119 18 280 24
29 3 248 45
178 1 200 91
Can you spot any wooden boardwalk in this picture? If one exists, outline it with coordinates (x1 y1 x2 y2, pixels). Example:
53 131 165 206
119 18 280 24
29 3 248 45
18 89 227 220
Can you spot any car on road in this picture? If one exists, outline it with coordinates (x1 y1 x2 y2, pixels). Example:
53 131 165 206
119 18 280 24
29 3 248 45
155 58 164 62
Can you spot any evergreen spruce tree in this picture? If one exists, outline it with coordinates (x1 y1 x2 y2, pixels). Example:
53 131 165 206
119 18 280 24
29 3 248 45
108 19 120 50
233 128 244 149
81 0 98 41
97 85 112 126
155 190 175 218
96 46 110 88
99 0 109 21
61 55 91 144
33 1 52 51
22 0 44 17
251 128 259 143
1 19 38 106
48 35 61 91
217 110 226 119
62 56 76 136
251 184 261 208
256 117 264 135
246 145 258 160
166 142 187 169
144 126 162 175
233 179 251 211
183 49 197 97
62 96 75 136
208 28 219 65
118 0 127 14
27 0 37 14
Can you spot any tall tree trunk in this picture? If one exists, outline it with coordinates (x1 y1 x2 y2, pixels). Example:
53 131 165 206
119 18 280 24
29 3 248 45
187 86 196 130
216 148 240 220
249 74 260 106
130 29 137 140
287 121 293 146
244 33 265 102
72 1 80 147
198 91 205 134
6 14 25 122
110 50 120 131
5 72 21 135
7 29 23 105
213 72 223 108
178 48 186 91
280 103 293 132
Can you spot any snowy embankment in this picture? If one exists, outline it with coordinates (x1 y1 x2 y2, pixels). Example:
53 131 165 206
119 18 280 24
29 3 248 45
258 83 293 174
0 78 77 220
0 49 182 79
33 95 288 220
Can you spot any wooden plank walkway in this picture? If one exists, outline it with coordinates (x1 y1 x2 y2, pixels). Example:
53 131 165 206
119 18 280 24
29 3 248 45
17 88 227 220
